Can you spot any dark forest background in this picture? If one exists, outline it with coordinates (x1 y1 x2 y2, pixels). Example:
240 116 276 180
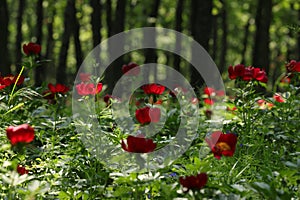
0 0 299 90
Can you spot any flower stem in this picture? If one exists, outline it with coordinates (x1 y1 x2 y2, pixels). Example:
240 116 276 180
8 66 25 105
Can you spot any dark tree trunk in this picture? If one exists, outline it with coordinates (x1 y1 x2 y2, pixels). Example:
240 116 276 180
298 8 300 60
106 0 112 37
173 0 183 73
190 0 213 89
211 15 218 61
73 10 83 71
45 10 55 82
90 0 102 47
219 0 227 73
16 0 26 72
241 19 250 64
252 0 272 73
106 0 127 93
34 0 44 86
0 0 10 75
56 0 73 83
144 0 160 82
113 0 127 35
144 0 160 63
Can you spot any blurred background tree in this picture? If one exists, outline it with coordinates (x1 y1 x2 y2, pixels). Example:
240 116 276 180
0 0 299 91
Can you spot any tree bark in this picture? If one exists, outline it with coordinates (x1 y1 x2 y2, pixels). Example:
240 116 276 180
106 0 112 37
252 0 272 73
190 0 213 89
144 0 160 82
211 15 218 61
73 9 83 71
144 0 160 62
219 0 227 74
45 9 55 83
298 7 300 60
34 0 44 86
173 0 183 73
0 0 10 75
106 0 127 93
112 0 127 35
241 19 250 64
56 0 73 83
90 0 102 47
16 0 26 72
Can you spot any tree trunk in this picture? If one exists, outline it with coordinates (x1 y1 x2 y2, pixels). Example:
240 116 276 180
144 0 160 82
34 0 44 86
241 19 250 64
106 0 127 93
106 0 112 37
90 0 102 47
219 0 227 74
0 0 10 75
113 0 126 35
144 0 160 62
173 0 183 73
252 0 272 73
73 9 83 71
45 9 55 83
298 7 300 60
15 0 26 72
211 15 218 61
190 0 213 89
56 0 73 84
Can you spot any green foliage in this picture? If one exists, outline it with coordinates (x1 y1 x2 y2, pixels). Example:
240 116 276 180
1 57 299 199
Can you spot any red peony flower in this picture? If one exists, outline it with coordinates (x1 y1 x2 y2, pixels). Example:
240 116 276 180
48 83 69 94
253 68 268 83
17 165 28 175
179 173 208 191
228 66 236 79
6 124 35 145
257 99 274 109
280 76 291 84
0 74 25 88
242 66 254 81
122 62 140 75
142 84 165 95
0 76 7 90
76 82 103 96
205 131 237 159
79 73 91 82
104 94 112 104
13 75 25 85
23 42 41 55
0 84 6 90
203 87 215 96
228 64 268 83
135 107 161 124
273 93 285 103
204 98 214 105
257 99 266 106
121 135 156 153
286 60 300 73
154 99 163 105
228 64 245 80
